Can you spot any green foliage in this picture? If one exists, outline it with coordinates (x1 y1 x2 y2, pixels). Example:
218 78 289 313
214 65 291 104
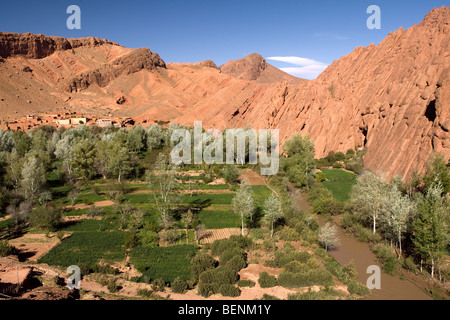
347 280 370 296
278 269 334 288
258 272 278 288
130 245 196 283
222 165 239 185
29 205 62 231
137 229 158 247
171 277 188 294
151 278 166 292
282 133 316 190
371 243 399 276
38 231 125 267
107 278 119 293
277 226 301 241
0 240 17 257
320 169 357 202
198 266 239 297
191 252 217 281
237 279 255 288
219 284 240 297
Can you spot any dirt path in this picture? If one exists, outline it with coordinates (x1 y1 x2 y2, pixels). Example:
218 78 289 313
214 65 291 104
239 169 279 197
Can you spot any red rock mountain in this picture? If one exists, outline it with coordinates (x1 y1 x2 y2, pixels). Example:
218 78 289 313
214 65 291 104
0 7 449 180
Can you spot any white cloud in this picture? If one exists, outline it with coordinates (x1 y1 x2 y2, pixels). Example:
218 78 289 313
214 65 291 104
266 56 328 80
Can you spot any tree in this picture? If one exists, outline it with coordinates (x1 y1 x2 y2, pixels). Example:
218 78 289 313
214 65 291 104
318 223 340 251
4 151 24 189
54 135 75 175
108 142 133 183
71 138 96 180
21 155 46 199
181 209 194 244
423 152 450 193
29 205 62 231
146 154 181 229
263 193 283 237
127 125 146 153
412 183 449 278
232 179 255 236
381 184 416 258
6 201 32 226
146 124 164 151
223 165 239 185
282 133 316 190
351 171 388 234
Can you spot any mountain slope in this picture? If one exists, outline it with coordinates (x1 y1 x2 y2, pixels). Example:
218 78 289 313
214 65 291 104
0 7 449 180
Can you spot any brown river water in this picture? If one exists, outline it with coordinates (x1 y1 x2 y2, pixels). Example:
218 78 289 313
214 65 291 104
289 184 433 300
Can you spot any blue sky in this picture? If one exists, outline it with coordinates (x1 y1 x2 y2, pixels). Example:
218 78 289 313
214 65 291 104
0 0 448 79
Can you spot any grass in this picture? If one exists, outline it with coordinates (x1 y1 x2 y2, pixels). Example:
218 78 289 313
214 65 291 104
320 169 357 202
0 218 14 230
198 210 241 229
130 245 197 283
251 185 274 207
38 231 125 268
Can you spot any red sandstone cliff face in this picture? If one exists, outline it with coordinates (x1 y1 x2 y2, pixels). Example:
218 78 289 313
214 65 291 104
217 7 449 179
0 7 449 180
0 32 118 59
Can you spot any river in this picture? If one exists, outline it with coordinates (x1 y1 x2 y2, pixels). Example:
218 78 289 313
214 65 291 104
289 184 432 300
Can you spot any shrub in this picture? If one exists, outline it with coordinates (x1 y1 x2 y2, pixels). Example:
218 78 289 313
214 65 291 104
225 255 247 273
222 165 239 185
137 288 153 298
198 266 239 297
347 280 370 296
278 269 334 288
237 279 255 288
151 278 166 292
277 226 300 241
107 279 119 293
191 253 216 281
283 261 308 273
29 205 62 231
87 206 104 217
272 249 312 268
56 231 65 241
258 272 277 288
371 243 399 275
138 229 158 247
0 240 17 257
220 247 244 265
124 230 140 249
219 284 240 297
402 256 417 272
171 277 188 294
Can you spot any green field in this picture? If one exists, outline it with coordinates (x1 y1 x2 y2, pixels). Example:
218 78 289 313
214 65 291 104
38 231 125 268
130 245 197 282
320 169 357 202
198 210 241 229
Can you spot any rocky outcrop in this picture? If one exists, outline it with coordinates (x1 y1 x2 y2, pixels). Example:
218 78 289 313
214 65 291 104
225 6 450 179
220 53 268 81
65 48 166 92
0 32 118 59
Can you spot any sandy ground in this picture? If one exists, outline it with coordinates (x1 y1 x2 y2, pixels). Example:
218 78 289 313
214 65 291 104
8 234 62 262
65 200 115 211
